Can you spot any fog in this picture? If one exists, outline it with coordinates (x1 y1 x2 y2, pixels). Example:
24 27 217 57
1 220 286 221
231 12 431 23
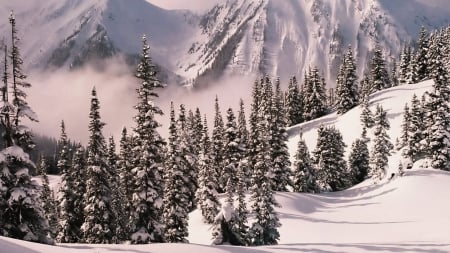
146 0 221 12
27 61 255 145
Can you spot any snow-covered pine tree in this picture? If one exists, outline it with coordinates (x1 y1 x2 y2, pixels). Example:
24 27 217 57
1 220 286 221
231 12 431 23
56 121 79 243
107 136 126 243
285 76 303 126
211 96 225 193
400 103 411 149
117 127 133 237
130 35 165 243
336 46 359 114
176 104 198 212
223 107 240 192
162 102 189 243
370 104 393 179
412 27 430 83
248 77 280 246
314 125 348 191
398 45 411 85
360 91 374 129
391 59 399 87
38 155 57 237
0 13 52 244
426 44 450 171
70 144 86 242
369 44 390 93
348 136 370 185
303 67 328 121
293 132 317 193
233 160 249 245
407 94 424 160
196 116 220 224
270 78 292 191
81 88 114 244
237 99 250 189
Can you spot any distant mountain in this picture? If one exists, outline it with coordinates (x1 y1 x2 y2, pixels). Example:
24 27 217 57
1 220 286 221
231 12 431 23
1 0 449 86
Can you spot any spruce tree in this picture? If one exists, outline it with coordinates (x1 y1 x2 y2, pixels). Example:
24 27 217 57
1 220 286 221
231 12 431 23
211 96 225 193
70 145 86 241
81 88 114 244
413 27 430 82
38 155 57 237
370 104 393 179
336 46 359 114
162 103 189 243
407 94 424 160
56 121 79 243
314 125 348 191
293 132 317 193
233 162 249 245
348 137 370 185
285 76 303 126
398 45 411 85
117 128 133 237
400 103 410 149
223 108 240 192
130 35 165 243
360 92 374 129
237 99 250 188
369 45 390 93
303 67 327 121
196 116 220 224
270 78 292 191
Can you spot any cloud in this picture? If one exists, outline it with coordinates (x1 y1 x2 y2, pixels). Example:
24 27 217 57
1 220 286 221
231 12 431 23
27 59 256 146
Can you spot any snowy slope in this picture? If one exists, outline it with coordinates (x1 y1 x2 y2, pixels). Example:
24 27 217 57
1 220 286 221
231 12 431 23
4 80 449 252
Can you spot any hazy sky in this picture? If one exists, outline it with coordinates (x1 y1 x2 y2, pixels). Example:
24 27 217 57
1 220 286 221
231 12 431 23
146 0 221 12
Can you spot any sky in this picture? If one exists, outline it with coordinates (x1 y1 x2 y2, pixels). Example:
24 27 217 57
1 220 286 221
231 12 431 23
146 0 221 12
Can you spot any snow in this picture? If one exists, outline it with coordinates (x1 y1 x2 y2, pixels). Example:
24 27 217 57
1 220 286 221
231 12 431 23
5 80 450 252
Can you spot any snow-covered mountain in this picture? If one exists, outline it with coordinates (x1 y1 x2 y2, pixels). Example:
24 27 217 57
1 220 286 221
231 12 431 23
1 0 449 86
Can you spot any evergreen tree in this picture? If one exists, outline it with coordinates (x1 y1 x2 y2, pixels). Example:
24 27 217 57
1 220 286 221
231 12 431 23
130 35 165 243
70 145 86 242
285 76 303 126
407 94 424 160
117 128 133 237
196 116 220 224
162 103 189 243
0 13 51 244
233 162 249 245
293 132 317 193
360 92 374 129
370 104 393 179
237 99 250 188
314 125 348 191
413 27 430 82
336 46 359 114
303 68 327 121
270 78 292 191
211 96 225 193
223 108 240 192
348 136 370 185
369 45 390 93
81 88 114 244
38 155 57 237
391 60 399 87
398 45 411 85
56 121 79 243
400 103 410 149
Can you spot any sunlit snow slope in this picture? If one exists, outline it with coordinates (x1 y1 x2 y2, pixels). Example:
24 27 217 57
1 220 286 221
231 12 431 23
3 80 448 252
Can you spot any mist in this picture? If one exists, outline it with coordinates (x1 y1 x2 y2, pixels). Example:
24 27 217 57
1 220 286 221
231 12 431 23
146 0 221 12
27 61 256 145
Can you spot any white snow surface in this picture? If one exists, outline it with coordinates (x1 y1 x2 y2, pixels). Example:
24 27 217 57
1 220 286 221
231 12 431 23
4 80 450 252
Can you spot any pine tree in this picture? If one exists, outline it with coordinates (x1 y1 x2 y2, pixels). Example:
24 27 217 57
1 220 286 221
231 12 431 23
237 99 250 188
270 78 292 191
81 88 114 244
248 77 280 246
162 103 189 243
117 128 133 237
285 76 303 126
398 45 411 85
211 96 225 193
303 67 327 121
360 92 374 129
130 35 165 243
348 137 370 185
314 125 348 191
38 155 57 237
426 46 450 170
369 45 390 92
223 108 240 192
0 13 52 244
196 116 220 224
407 94 424 160
400 103 410 149
413 27 430 82
370 104 393 179
70 145 86 242
293 132 317 193
56 121 79 243
336 46 359 114
233 162 249 245
391 60 399 87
